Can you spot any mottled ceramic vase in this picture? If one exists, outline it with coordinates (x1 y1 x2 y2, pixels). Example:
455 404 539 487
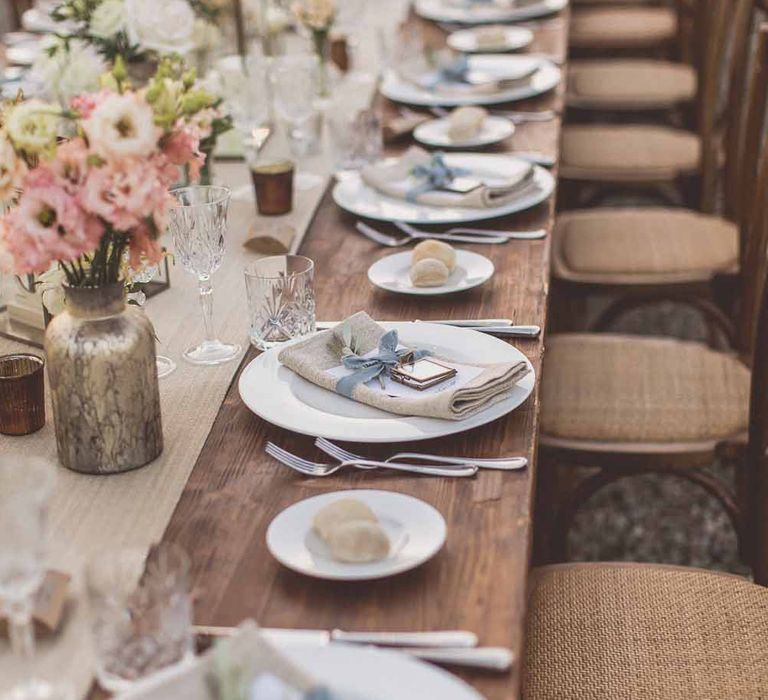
44 283 163 474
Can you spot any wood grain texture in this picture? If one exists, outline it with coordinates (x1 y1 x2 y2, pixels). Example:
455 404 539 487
156 12 568 700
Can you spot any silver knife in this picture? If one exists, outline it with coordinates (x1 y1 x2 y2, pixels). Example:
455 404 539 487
193 627 512 671
316 319 512 330
194 626 477 648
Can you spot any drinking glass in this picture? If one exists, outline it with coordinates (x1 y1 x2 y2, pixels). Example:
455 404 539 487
168 186 242 366
86 544 193 693
0 354 45 435
127 262 176 379
270 55 325 190
0 456 71 700
219 55 271 159
327 108 382 175
244 255 316 350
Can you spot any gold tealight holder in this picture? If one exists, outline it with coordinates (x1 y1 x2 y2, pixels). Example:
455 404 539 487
250 160 295 216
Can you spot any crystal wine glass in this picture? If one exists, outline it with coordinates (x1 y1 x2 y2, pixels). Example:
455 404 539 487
168 186 241 366
127 260 176 379
270 54 324 190
0 456 72 700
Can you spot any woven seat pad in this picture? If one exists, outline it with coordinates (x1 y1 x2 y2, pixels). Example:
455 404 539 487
540 334 749 443
567 60 696 109
524 563 768 700
555 208 738 281
570 7 677 49
560 125 700 182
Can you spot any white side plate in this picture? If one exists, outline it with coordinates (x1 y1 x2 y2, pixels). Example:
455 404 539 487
447 26 534 53
414 115 515 148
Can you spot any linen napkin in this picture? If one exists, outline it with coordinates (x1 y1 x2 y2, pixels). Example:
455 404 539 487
361 146 535 208
277 311 530 421
400 53 539 97
116 623 357 700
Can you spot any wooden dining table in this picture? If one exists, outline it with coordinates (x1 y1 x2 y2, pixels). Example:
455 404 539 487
152 10 568 700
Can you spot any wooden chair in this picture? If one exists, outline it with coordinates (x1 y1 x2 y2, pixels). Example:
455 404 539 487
559 0 753 212
525 218 768 697
568 3 680 56
523 563 768 698
551 15 768 346
566 1 699 114
535 27 768 564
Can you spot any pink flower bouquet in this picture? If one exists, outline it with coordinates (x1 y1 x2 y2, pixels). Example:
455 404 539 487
0 56 231 287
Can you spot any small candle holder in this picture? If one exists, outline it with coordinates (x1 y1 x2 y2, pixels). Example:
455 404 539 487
0 353 45 435
250 160 295 216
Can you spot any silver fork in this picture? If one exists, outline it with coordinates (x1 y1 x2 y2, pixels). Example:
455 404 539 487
265 442 478 477
315 438 528 471
395 221 547 241
356 221 512 247
430 106 556 123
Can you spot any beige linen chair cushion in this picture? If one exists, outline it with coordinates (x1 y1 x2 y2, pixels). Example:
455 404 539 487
570 7 677 49
524 563 768 700
560 125 700 182
553 208 738 283
567 60 696 109
540 334 750 443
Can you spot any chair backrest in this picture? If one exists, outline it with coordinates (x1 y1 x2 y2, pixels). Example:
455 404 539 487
735 24 768 356
697 0 755 212
745 139 768 585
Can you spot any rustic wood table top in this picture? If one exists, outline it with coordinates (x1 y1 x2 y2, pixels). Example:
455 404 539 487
154 12 568 700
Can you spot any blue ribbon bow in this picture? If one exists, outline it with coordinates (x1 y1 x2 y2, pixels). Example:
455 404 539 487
422 54 470 91
335 329 431 398
406 152 472 202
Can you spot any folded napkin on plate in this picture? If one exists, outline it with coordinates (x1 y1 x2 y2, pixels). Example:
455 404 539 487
361 146 535 208
401 54 539 96
278 311 530 421
118 622 359 700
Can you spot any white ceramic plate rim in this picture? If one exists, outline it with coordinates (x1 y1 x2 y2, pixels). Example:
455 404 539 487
415 0 567 23
116 641 485 700
332 157 554 225
414 115 515 148
368 249 494 296
266 489 447 580
447 26 534 53
381 60 561 107
237 322 536 442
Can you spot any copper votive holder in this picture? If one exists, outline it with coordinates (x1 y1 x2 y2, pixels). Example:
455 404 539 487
0 353 45 435
250 160 294 216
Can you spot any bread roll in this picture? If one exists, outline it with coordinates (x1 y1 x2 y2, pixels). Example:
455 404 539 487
410 258 450 287
325 520 390 563
412 239 457 272
474 25 507 49
447 106 488 141
313 498 377 541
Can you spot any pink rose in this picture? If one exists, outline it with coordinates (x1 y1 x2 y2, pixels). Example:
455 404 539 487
4 166 103 272
52 138 89 193
163 127 205 181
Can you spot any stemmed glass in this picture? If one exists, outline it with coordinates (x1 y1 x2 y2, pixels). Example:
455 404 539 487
270 54 324 190
126 261 176 379
0 456 72 700
167 186 241 366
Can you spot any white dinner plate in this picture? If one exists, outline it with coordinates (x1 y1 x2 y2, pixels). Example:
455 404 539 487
368 250 494 295
333 153 554 224
381 55 561 107
267 489 447 581
447 25 534 53
414 115 515 148
238 322 536 442
416 0 568 24
118 641 484 700
6 40 42 66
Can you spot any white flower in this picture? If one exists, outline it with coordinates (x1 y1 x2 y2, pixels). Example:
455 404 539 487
38 267 66 316
89 0 127 39
32 40 108 107
125 0 196 54
83 93 160 161
0 136 26 204
5 99 59 155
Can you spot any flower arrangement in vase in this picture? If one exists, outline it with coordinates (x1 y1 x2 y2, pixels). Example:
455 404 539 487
32 0 223 106
0 57 229 474
291 0 336 99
